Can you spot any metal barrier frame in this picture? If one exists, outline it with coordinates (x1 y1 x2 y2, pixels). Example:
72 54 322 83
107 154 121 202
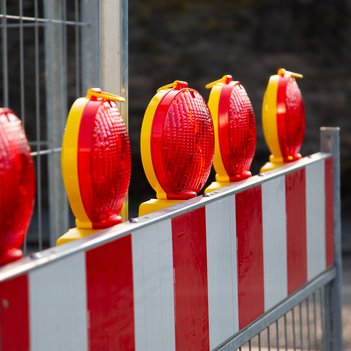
321 127 343 351
0 128 343 351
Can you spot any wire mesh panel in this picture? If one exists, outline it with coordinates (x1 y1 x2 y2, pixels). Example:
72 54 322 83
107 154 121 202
216 271 334 351
235 287 329 351
0 0 99 254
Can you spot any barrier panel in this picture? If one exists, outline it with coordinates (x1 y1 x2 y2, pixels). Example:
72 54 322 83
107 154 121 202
0 128 342 351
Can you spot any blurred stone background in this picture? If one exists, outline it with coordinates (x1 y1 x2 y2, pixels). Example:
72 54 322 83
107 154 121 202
128 0 351 251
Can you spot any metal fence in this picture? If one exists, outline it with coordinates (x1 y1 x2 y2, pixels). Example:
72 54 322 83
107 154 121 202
219 272 334 351
0 0 100 252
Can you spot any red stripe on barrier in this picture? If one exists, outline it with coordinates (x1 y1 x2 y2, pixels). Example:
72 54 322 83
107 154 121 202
172 207 210 351
86 235 135 351
325 157 334 267
0 275 30 351
236 185 264 329
286 168 307 294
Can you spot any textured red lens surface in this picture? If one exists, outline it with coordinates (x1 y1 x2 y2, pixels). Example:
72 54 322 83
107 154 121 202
153 89 214 198
0 110 35 255
79 101 131 225
220 83 256 180
277 77 305 161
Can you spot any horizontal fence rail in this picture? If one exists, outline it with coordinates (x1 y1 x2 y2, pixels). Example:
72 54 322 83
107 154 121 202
0 151 338 351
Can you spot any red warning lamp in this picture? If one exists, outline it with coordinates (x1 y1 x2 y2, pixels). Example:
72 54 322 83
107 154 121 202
57 88 131 245
261 69 305 172
139 80 215 216
0 109 35 265
205 75 257 192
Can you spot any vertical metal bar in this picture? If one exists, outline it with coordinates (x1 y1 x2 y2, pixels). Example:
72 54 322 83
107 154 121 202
81 0 99 92
307 298 311 351
320 288 325 351
249 339 251 351
44 0 69 246
62 0 67 105
258 332 261 351
75 0 80 97
267 327 270 351
19 0 25 127
1 0 8 107
292 308 296 351
313 293 318 350
284 314 287 351
100 0 129 221
320 127 343 351
19 0 26 254
276 320 279 351
299 302 303 351
34 0 42 251
323 285 331 351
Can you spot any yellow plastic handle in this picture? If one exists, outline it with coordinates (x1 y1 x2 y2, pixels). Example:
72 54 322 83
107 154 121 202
205 75 233 89
86 88 125 102
278 68 303 79
156 80 188 93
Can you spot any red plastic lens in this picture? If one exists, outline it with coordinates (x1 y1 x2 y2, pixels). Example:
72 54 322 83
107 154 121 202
219 82 256 181
78 100 131 228
152 89 214 199
277 77 305 162
0 110 35 257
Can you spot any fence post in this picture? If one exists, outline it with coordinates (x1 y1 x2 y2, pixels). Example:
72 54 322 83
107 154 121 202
44 0 69 246
100 0 129 221
81 0 100 92
320 127 343 351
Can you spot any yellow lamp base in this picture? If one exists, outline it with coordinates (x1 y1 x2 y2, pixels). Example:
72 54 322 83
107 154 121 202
204 181 234 193
139 198 184 217
56 227 101 246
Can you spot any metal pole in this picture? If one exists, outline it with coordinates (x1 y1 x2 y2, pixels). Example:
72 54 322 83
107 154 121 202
34 0 42 251
44 0 69 246
320 127 343 351
323 285 331 350
81 0 100 92
100 0 129 221
1 0 8 107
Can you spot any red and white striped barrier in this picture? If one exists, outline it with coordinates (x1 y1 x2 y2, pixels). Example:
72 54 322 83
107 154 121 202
0 153 333 351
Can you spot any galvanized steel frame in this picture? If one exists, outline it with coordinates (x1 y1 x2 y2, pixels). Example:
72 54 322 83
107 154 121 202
215 267 335 350
321 127 343 351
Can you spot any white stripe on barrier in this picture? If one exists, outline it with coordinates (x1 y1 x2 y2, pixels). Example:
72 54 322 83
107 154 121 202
306 160 326 280
29 252 87 351
132 220 176 351
206 197 239 350
262 177 287 311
